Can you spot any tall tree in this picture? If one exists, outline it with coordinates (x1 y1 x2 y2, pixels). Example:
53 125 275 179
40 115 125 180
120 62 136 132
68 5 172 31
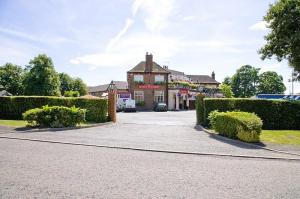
230 65 260 98
257 71 286 94
73 78 88 96
259 0 300 72
222 76 231 85
59 73 74 95
24 54 61 96
0 63 24 95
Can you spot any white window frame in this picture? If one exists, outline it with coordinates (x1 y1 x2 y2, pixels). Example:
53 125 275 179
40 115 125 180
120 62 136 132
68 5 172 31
154 91 164 102
134 91 144 102
134 75 144 82
155 75 164 82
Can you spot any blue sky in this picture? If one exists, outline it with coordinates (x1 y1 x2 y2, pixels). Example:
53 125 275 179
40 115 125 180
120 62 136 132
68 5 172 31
0 0 299 93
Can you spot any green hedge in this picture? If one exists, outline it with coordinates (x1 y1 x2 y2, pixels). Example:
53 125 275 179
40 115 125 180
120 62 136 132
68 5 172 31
211 111 262 143
195 94 205 125
200 98 300 130
23 105 86 128
0 96 108 122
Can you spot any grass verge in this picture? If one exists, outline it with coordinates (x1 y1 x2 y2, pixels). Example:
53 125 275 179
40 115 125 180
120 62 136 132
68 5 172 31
260 130 300 146
0 120 101 128
0 120 28 127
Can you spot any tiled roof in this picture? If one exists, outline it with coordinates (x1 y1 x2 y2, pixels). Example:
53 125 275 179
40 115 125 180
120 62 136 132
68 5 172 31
88 81 128 92
187 75 220 84
165 68 185 76
128 61 170 73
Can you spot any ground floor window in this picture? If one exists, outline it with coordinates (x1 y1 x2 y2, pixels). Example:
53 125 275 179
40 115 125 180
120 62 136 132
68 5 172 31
154 91 164 102
134 91 144 102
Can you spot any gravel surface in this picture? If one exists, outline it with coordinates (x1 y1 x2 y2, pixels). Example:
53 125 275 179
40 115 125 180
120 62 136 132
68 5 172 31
0 139 300 199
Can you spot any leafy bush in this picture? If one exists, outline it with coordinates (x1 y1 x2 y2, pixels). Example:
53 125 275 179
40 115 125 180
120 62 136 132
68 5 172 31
199 98 300 130
0 96 107 122
64 90 80 97
136 101 145 106
212 111 262 142
207 110 219 128
23 105 86 128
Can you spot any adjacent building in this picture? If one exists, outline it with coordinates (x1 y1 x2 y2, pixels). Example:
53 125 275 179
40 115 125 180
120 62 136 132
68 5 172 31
88 81 130 98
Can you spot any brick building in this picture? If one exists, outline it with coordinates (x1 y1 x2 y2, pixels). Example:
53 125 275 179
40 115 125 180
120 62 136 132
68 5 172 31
88 81 130 98
127 53 170 110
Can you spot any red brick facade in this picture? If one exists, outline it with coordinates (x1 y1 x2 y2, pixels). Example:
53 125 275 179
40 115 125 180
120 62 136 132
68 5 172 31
127 53 170 110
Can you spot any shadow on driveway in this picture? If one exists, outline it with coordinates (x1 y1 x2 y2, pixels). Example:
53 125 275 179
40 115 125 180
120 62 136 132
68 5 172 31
194 125 266 149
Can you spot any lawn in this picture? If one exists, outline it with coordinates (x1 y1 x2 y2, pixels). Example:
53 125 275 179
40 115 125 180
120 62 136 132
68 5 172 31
260 130 300 145
0 119 99 128
0 120 28 127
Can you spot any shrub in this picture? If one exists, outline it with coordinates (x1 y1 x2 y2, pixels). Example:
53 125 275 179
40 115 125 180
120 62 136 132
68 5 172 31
212 111 262 142
200 98 300 130
207 110 219 128
0 96 108 122
64 91 80 97
23 105 86 128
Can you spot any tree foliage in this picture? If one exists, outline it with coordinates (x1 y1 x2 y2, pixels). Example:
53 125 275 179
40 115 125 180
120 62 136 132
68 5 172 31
230 65 260 98
219 84 234 98
222 76 231 85
257 71 286 94
24 54 61 96
73 78 88 96
259 0 300 72
59 73 74 95
0 63 25 95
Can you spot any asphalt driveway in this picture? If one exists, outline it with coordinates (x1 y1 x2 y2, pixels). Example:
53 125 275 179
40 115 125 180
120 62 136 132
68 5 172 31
0 111 299 159
0 111 300 198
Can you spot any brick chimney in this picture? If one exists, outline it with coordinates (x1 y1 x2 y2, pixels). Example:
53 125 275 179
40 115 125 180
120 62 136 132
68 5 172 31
211 71 215 80
145 52 153 72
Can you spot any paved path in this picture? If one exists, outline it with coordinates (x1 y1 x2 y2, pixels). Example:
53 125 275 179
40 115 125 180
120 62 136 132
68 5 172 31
0 111 300 198
1 111 299 159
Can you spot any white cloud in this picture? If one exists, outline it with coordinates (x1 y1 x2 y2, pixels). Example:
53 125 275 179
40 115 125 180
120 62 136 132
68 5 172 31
249 21 268 31
70 0 177 69
131 0 144 16
138 0 175 32
106 18 134 52
182 15 196 21
0 26 76 45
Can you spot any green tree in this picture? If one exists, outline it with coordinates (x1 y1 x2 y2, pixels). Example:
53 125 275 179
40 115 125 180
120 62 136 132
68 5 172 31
230 65 260 98
24 54 61 96
59 73 74 95
259 0 300 72
73 78 87 96
219 84 234 98
222 76 231 85
257 71 286 94
0 63 24 95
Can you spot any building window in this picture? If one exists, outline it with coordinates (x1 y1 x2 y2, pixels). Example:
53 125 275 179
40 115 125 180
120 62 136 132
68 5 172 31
155 75 164 82
134 75 144 82
134 91 144 102
154 91 164 102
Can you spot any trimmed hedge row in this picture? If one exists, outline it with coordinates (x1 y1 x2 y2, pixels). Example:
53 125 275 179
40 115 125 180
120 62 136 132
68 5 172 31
195 94 205 125
0 96 108 122
196 97 300 130
210 111 262 143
